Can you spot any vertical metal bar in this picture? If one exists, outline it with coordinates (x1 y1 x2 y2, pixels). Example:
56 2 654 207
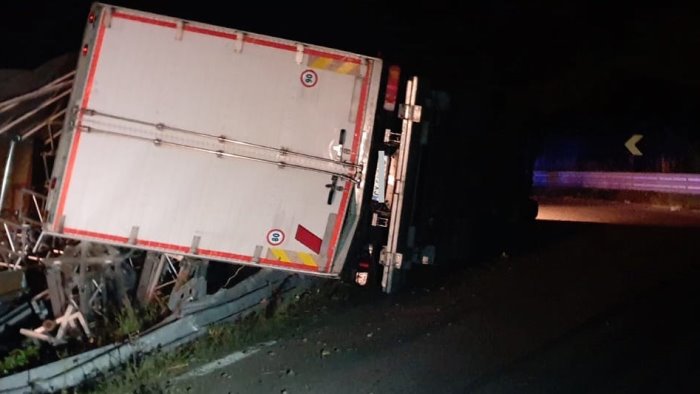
3 222 15 252
32 231 46 254
0 136 19 213
78 243 90 318
165 255 178 278
113 260 131 309
382 80 413 293
32 194 44 223
12 255 22 270
46 266 66 317
137 252 160 304
383 77 420 294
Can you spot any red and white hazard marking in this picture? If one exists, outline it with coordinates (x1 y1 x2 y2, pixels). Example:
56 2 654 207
266 229 285 245
300 69 318 88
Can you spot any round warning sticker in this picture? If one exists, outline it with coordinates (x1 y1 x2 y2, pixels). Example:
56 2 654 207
300 69 318 88
266 229 285 246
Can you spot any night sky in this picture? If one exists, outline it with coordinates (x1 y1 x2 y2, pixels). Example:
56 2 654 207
6 2 700 85
3 1 700 172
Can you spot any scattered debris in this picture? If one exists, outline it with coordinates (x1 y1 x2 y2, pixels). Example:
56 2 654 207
19 304 91 345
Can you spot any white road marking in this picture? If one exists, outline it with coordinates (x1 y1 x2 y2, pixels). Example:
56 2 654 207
175 341 277 380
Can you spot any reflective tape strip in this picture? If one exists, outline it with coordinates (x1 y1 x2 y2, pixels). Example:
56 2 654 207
298 252 317 267
267 248 318 268
335 62 358 75
270 248 291 263
310 56 333 69
308 55 361 76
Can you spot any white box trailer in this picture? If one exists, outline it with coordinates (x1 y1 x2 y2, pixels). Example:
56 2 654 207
44 3 424 292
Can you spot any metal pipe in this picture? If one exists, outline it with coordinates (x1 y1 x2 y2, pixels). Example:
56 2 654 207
12 256 22 270
44 109 67 148
23 107 67 141
85 125 360 183
0 89 71 137
3 222 16 252
84 108 361 168
32 194 44 223
165 255 178 278
0 135 18 214
0 71 74 111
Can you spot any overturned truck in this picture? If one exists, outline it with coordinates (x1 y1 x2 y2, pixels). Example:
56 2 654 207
0 2 439 356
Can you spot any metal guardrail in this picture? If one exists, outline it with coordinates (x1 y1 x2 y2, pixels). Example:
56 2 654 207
0 269 317 394
533 171 700 195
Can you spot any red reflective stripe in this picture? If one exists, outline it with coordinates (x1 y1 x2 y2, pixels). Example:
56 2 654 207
324 61 374 272
64 228 129 243
185 25 238 40
111 11 362 62
244 36 296 51
198 249 252 261
295 225 322 254
137 240 189 253
350 65 372 164
112 11 177 28
53 21 107 230
62 228 255 263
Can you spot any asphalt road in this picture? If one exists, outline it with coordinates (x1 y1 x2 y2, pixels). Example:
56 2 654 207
535 196 700 226
174 198 700 394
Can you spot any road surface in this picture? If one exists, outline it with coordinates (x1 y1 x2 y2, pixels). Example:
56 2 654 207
535 196 700 226
174 198 700 393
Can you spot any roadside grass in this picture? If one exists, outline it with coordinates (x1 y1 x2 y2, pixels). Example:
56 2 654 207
112 302 164 341
83 279 348 394
0 342 40 376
